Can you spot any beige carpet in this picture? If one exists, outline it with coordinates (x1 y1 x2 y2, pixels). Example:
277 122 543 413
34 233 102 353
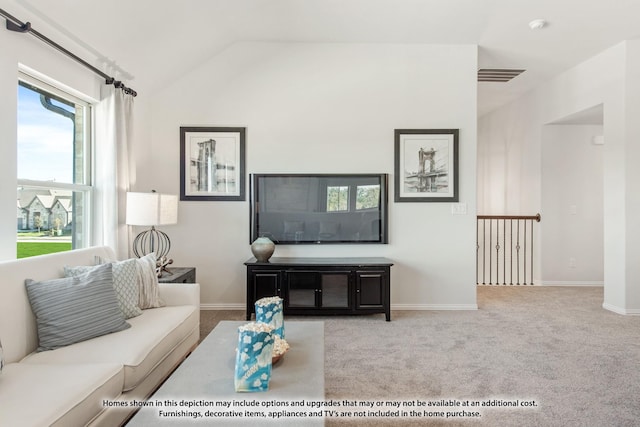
200 286 640 426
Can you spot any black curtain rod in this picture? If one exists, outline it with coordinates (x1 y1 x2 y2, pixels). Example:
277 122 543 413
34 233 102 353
0 8 137 97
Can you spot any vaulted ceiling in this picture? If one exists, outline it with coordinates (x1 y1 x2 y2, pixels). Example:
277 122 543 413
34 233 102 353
6 0 640 116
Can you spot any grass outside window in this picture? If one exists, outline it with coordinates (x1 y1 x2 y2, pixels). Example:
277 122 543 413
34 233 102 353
17 242 72 259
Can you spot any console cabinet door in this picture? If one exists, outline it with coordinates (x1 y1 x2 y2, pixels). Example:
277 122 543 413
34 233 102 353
285 270 351 310
286 271 318 308
251 270 282 300
319 272 351 309
246 268 282 320
355 270 387 309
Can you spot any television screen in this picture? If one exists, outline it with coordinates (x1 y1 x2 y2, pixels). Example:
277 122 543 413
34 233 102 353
250 174 388 244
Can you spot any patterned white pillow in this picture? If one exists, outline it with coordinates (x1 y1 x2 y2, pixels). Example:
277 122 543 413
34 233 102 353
136 253 164 309
65 258 143 319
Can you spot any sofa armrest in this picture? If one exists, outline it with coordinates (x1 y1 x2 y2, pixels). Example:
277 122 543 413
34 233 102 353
158 282 200 308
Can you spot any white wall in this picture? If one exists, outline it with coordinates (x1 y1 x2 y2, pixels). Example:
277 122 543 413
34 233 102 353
479 41 640 313
623 40 640 311
142 42 478 310
477 98 542 215
541 125 604 285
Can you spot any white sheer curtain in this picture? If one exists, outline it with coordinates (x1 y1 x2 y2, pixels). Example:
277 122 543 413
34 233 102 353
94 85 135 259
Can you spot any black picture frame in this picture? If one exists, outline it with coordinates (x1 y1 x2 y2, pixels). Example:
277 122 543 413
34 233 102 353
394 129 459 202
180 127 246 201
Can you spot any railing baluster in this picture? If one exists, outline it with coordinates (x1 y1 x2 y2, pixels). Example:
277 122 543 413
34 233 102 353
476 219 480 286
495 219 500 285
489 219 493 285
510 219 513 285
530 218 535 285
483 219 486 285
502 219 506 285
523 219 527 286
476 214 541 286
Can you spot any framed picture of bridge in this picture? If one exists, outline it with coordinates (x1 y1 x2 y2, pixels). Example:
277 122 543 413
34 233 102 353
394 129 459 202
179 126 246 201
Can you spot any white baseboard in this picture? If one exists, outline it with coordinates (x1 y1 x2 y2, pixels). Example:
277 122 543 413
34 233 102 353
391 304 478 311
199 303 478 311
539 281 604 286
200 303 245 310
602 303 640 315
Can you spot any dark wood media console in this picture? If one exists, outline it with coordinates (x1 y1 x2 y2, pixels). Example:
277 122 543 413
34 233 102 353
244 257 393 321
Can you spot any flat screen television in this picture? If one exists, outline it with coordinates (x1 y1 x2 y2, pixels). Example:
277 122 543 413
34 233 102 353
250 173 388 244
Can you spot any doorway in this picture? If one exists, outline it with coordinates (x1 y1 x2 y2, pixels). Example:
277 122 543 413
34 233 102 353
540 104 604 286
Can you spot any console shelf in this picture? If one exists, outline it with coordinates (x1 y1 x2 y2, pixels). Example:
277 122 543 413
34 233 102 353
244 257 393 321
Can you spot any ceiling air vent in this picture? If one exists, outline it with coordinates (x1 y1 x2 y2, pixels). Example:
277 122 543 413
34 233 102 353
478 69 525 82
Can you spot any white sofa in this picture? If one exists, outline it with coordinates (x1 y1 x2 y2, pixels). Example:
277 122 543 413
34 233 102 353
0 246 200 426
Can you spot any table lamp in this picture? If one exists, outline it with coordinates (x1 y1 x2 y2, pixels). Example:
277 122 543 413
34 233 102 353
126 191 178 262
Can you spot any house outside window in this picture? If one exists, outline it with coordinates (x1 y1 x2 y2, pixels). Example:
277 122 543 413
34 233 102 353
17 73 93 258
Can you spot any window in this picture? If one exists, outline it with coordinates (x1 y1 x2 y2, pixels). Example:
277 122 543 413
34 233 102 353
17 73 92 258
326 184 380 212
327 186 349 212
355 185 380 210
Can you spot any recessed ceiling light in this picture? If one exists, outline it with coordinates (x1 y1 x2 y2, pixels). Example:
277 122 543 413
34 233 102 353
529 19 547 30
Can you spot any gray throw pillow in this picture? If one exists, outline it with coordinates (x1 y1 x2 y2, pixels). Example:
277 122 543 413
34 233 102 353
65 258 142 319
25 263 131 352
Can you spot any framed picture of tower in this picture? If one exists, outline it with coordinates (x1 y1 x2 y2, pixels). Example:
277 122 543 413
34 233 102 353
180 126 246 201
394 129 459 202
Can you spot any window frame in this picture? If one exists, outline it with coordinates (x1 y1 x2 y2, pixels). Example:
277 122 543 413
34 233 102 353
325 183 381 213
354 184 381 211
326 185 350 212
17 72 94 250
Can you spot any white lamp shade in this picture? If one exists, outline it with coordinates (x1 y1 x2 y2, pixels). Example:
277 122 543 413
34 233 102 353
126 192 178 226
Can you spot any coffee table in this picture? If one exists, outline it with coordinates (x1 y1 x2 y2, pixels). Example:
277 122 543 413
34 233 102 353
128 321 325 426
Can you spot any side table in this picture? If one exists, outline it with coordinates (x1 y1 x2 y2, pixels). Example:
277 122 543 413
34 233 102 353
158 267 196 283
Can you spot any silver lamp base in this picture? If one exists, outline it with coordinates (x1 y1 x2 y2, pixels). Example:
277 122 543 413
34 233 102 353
132 228 174 278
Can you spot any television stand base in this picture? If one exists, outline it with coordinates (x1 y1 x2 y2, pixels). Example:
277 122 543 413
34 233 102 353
245 257 393 321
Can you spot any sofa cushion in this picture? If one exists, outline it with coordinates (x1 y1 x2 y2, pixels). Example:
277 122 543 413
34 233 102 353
65 258 143 319
21 305 198 391
25 263 131 352
0 362 123 427
0 246 118 364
